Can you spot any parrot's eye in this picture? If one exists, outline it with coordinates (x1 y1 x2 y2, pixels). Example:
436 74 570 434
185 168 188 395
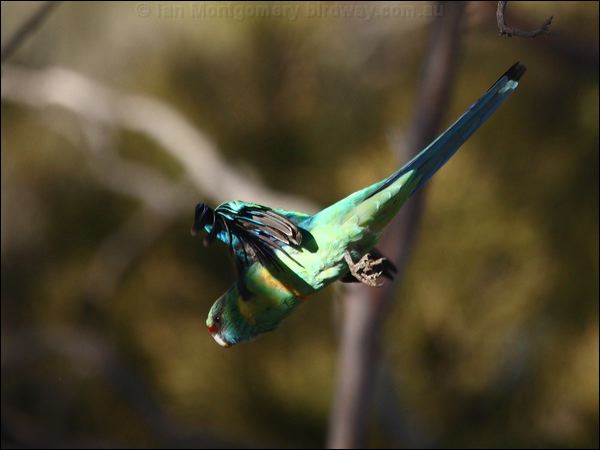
214 314 221 324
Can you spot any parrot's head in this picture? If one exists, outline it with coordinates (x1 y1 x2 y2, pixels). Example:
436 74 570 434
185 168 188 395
206 285 243 348
206 281 297 347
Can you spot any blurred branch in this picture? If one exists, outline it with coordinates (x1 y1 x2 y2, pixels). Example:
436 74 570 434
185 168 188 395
78 120 196 303
326 2 466 448
374 360 437 448
1 1 61 65
76 120 194 217
1 65 317 212
496 1 553 38
4 84 194 302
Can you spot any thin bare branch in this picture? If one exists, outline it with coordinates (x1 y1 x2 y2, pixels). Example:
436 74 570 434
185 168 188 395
1 1 61 65
496 1 552 38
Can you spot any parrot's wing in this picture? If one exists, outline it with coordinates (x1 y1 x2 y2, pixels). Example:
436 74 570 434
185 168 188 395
215 203 304 272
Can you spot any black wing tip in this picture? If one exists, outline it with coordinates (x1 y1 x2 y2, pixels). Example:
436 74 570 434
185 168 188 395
487 62 526 92
505 61 527 82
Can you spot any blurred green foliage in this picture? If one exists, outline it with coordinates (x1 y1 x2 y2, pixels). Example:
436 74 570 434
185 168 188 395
1 1 598 448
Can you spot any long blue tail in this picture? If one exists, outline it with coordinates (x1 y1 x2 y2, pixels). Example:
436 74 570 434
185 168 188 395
370 62 526 198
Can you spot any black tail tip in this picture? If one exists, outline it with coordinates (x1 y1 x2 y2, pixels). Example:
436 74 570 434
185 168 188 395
505 61 527 82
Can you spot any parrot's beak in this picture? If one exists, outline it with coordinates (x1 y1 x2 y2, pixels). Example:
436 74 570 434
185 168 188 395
211 333 231 348
207 325 232 348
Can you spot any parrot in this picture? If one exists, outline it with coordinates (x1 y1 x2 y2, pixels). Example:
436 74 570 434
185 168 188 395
191 62 526 347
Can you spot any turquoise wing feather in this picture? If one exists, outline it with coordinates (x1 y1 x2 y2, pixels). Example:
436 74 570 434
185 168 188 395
192 200 311 271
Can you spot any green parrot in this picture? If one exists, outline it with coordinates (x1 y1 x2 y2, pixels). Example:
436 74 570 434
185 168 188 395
192 62 526 347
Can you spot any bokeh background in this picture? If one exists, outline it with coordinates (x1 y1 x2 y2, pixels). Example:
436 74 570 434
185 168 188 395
1 1 598 448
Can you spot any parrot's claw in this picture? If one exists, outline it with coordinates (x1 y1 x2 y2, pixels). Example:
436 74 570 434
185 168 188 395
344 251 385 287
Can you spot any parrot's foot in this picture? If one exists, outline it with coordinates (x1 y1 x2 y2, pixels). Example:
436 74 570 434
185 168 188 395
344 251 385 287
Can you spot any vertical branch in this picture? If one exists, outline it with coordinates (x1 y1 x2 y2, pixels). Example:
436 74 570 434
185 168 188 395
326 2 466 448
